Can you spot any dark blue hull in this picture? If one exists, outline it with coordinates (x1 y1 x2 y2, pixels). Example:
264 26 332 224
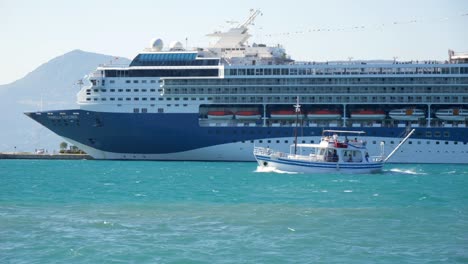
25 109 468 162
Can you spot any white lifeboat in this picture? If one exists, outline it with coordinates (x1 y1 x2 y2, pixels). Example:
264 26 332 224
389 109 425 121
351 110 386 120
435 108 468 121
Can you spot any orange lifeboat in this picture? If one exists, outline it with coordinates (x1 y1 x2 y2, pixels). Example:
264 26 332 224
207 110 234 119
270 110 303 119
307 109 341 119
235 110 261 120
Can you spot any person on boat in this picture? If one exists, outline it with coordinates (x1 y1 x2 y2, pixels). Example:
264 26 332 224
324 149 332 162
347 153 353 162
365 152 369 162
332 149 339 162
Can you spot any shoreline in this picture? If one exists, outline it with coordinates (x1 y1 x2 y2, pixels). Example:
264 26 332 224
0 152 93 160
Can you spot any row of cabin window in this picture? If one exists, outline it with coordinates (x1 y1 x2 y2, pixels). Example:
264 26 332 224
86 97 211 101
108 80 158 84
90 88 160 93
227 68 468 76
205 129 459 140
132 106 187 113
240 140 466 145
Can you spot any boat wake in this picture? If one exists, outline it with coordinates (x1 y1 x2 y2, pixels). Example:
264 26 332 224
254 166 299 174
386 168 427 175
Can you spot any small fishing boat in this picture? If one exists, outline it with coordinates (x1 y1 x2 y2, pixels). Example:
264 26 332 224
307 109 341 119
254 129 415 174
254 99 415 174
389 108 425 121
235 110 262 120
435 108 468 121
207 110 233 119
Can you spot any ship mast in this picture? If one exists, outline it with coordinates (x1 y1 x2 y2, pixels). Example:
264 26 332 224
293 96 301 155
237 9 262 29
207 9 262 48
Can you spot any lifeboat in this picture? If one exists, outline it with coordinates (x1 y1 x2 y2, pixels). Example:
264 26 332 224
207 110 233 119
389 108 425 121
435 108 468 121
350 110 386 120
307 109 341 119
270 110 304 119
235 110 262 120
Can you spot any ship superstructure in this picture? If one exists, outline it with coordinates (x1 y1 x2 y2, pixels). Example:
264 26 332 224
26 10 468 163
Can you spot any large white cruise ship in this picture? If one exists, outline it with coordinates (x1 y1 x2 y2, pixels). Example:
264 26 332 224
26 10 468 163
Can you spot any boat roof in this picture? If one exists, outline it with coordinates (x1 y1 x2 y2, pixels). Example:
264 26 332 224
294 143 322 148
322 130 365 135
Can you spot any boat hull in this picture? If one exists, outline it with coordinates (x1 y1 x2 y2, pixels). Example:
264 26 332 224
307 114 341 119
389 109 425 121
255 154 383 174
235 114 262 120
436 109 468 121
25 109 468 163
389 114 425 121
351 114 386 120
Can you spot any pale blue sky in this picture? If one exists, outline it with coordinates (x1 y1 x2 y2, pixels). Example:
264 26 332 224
1 0 467 85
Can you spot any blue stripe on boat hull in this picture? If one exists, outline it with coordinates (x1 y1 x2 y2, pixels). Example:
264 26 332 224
255 155 383 170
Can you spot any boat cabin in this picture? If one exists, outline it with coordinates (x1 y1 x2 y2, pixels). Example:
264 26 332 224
288 130 371 163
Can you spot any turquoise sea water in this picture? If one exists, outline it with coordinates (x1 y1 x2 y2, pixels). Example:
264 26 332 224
1 160 467 263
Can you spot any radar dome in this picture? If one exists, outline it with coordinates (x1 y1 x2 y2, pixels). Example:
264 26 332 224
169 41 184 51
150 38 164 51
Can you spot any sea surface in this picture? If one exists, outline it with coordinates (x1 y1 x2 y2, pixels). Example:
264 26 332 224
0 160 467 263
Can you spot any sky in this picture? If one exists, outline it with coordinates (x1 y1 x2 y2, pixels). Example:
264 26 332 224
0 0 467 85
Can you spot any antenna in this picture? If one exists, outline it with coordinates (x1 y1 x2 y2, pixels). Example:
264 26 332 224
238 9 262 28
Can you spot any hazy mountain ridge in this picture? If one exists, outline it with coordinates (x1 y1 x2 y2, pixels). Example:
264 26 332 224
0 50 130 152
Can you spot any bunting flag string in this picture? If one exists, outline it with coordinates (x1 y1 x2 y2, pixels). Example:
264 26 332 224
263 12 468 38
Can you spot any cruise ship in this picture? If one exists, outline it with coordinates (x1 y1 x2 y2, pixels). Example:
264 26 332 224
26 10 468 163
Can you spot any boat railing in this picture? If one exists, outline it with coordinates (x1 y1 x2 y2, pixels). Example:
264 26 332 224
287 154 320 162
254 147 290 158
253 146 273 156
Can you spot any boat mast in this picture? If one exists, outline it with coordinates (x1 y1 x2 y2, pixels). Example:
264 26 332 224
294 96 301 154
383 129 416 162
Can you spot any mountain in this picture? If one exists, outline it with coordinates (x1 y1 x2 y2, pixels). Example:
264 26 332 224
0 50 131 153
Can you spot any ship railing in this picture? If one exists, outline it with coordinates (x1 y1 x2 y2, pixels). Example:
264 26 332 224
98 64 129 68
89 72 103 78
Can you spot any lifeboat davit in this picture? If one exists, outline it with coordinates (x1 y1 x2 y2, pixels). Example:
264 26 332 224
351 110 386 120
270 110 304 119
389 108 425 121
235 111 262 120
307 109 341 119
435 108 468 121
207 110 233 119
